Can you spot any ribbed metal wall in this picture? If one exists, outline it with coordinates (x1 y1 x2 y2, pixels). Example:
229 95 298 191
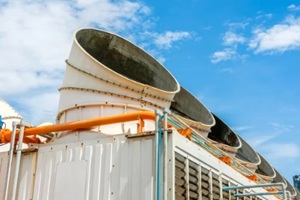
32 135 155 200
0 130 284 200
0 151 37 200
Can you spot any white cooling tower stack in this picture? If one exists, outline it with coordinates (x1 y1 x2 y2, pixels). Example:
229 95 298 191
255 153 276 183
57 28 180 134
235 135 261 172
170 87 215 137
208 113 242 157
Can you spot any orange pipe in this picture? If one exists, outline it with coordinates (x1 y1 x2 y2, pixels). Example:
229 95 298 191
0 111 156 143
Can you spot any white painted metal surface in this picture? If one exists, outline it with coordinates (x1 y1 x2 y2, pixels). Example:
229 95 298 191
32 133 156 200
0 129 285 200
58 29 180 124
0 150 37 200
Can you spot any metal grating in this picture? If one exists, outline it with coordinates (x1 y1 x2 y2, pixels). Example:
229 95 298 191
201 166 210 200
189 160 199 200
175 153 187 200
222 179 230 200
212 172 220 200
173 152 271 200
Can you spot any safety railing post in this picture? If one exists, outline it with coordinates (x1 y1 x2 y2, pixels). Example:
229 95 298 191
3 121 17 200
11 122 25 200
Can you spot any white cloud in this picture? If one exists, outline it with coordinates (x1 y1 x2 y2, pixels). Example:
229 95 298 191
249 16 300 53
232 126 251 132
223 31 245 46
227 21 249 29
269 122 294 132
217 68 234 73
20 92 60 125
288 4 300 11
211 31 246 63
261 143 300 159
152 31 191 49
0 0 191 125
210 48 236 63
247 135 277 148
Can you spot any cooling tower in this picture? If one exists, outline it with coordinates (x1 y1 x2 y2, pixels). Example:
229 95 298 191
0 100 23 130
284 177 297 197
170 86 215 137
207 113 241 157
273 168 287 187
0 100 24 151
272 169 297 197
57 28 180 134
235 135 261 172
255 153 276 183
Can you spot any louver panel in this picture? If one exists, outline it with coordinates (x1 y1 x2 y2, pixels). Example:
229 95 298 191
189 161 199 200
175 153 186 199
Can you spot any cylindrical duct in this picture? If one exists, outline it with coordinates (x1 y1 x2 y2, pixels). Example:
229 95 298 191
207 113 242 157
255 153 276 183
235 135 261 172
58 28 180 128
170 86 215 137
272 169 288 191
284 177 297 197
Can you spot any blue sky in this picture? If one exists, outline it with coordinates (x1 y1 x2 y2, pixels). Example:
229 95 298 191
0 0 299 184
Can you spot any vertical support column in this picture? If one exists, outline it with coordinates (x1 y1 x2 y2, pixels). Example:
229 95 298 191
219 174 223 200
11 122 25 200
155 110 160 200
209 169 213 200
163 110 168 200
3 121 17 200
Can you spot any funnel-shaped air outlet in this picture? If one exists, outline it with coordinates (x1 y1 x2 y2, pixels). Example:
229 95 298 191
272 168 286 185
284 178 297 197
255 153 276 182
235 135 261 172
208 113 241 157
58 28 180 123
272 169 290 192
170 86 215 136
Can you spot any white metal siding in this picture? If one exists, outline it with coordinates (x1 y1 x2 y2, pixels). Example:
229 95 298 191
0 151 37 200
32 134 155 200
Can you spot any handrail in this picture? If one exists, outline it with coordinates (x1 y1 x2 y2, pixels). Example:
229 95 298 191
0 111 156 143
223 182 287 199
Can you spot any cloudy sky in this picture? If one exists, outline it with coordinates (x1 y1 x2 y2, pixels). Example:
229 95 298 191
1 0 300 184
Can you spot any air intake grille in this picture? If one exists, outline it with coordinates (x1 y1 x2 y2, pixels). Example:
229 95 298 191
189 161 199 200
222 179 230 200
201 167 210 200
175 153 186 200
174 152 266 200
212 172 220 199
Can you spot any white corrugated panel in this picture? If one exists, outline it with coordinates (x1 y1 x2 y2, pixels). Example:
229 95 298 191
0 150 37 200
32 134 155 200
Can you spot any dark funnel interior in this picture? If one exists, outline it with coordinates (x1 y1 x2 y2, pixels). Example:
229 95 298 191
75 29 178 92
236 136 260 164
170 87 214 126
256 153 275 177
208 114 240 147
